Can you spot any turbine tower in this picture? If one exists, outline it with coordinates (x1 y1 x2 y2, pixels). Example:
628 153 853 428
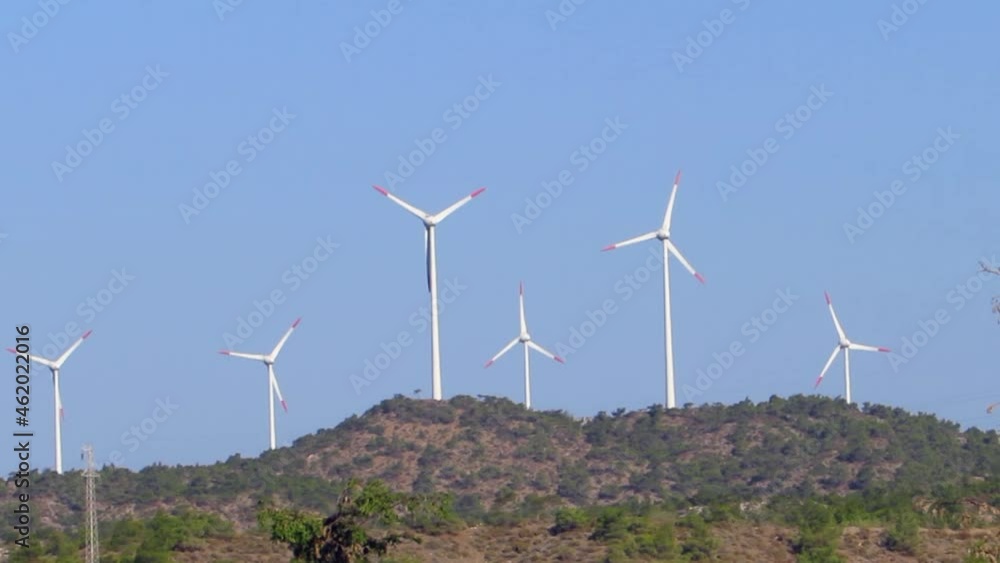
6 330 93 474
219 318 301 450
814 292 891 405
601 170 705 409
82 444 99 563
484 282 564 409
372 185 486 401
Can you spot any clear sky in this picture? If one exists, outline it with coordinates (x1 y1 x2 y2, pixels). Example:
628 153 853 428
2 0 998 474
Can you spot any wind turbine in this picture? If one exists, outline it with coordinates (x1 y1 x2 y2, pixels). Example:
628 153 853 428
601 170 705 409
813 292 890 405
218 318 301 450
484 282 564 409
6 330 93 475
372 185 486 401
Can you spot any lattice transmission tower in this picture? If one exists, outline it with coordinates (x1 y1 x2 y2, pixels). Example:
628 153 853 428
82 444 99 563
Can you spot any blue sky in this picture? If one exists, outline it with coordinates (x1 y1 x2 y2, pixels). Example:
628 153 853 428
1 0 998 473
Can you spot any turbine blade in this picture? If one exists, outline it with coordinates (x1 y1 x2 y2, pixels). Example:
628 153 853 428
814 347 841 388
270 371 288 413
848 343 891 353
662 170 681 231
484 337 519 368
601 231 657 252
528 341 565 364
270 317 302 359
372 185 429 220
519 282 527 334
825 292 847 340
54 329 92 367
434 187 486 223
6 348 57 369
988 402 1000 414
667 241 705 284
218 350 268 361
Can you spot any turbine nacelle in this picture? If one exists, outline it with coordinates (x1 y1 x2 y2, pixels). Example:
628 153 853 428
519 332 531 343
656 229 670 241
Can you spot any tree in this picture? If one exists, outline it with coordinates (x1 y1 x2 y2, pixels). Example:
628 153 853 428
259 478 452 563
883 510 921 555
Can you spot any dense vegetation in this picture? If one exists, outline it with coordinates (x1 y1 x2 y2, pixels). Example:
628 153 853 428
5 394 1000 561
1 508 234 562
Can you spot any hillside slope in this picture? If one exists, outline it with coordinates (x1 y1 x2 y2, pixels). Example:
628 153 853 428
10 394 1000 534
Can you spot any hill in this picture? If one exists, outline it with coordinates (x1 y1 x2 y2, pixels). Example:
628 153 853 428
5 394 1000 561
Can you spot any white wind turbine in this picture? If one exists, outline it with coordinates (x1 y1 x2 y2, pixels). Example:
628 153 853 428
601 170 705 409
218 318 301 450
372 185 486 401
484 282 564 409
814 292 891 405
7 329 93 475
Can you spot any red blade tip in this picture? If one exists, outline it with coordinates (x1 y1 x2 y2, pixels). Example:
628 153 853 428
519 281 524 295
484 360 494 368
555 356 565 364
82 330 93 339
471 187 486 198
281 400 288 412
674 170 682 185
372 185 389 196
292 317 302 328
5 348 16 354
601 245 616 252
824 292 832 305
695 273 706 284
878 347 891 353
218 350 231 355
814 376 823 388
